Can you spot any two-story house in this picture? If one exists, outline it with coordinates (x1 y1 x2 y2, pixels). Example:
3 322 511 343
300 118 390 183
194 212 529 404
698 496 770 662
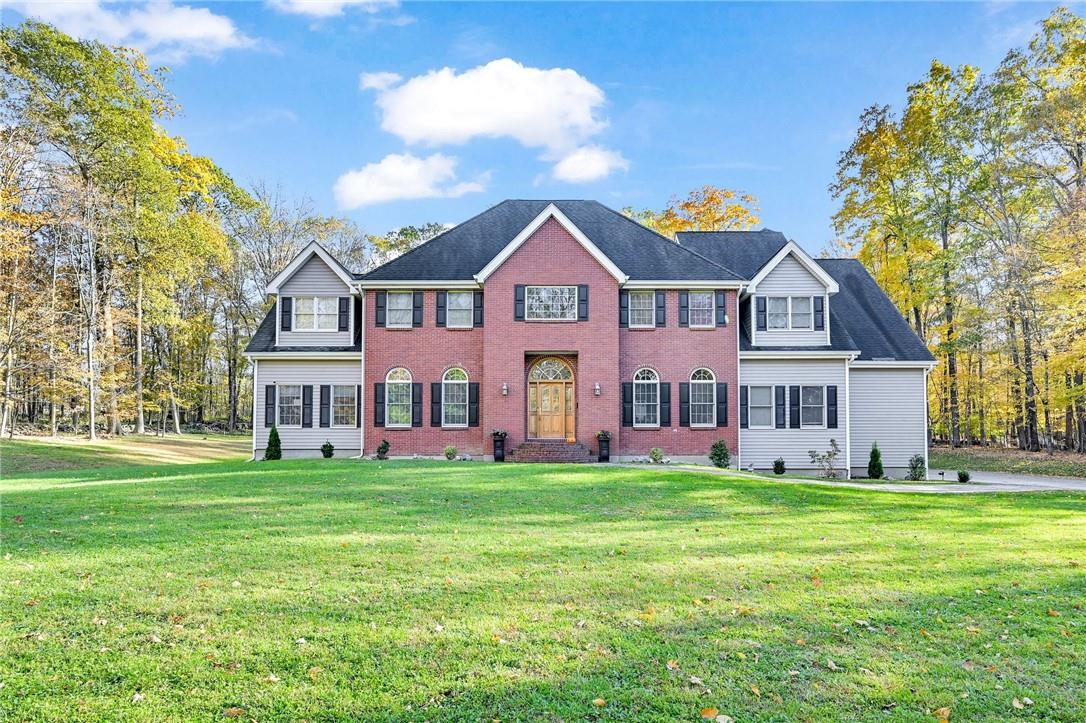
244 199 935 477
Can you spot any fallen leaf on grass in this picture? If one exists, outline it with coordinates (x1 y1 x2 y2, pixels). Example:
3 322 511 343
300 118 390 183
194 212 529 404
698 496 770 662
1047 609 1060 617
750 684 760 697
307 666 322 680
131 693 144 703
265 673 280 683
933 706 951 722
666 659 680 671
592 698 606 707
700 707 719 719
224 707 246 718
826 659 839 671
1012 698 1025 710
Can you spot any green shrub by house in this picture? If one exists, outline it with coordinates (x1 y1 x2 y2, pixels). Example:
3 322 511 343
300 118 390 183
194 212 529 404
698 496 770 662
263 426 282 460
867 442 884 479
709 440 731 468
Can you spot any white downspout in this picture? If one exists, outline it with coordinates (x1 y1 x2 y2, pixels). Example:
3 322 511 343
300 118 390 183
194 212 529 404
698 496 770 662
251 358 259 461
358 290 366 458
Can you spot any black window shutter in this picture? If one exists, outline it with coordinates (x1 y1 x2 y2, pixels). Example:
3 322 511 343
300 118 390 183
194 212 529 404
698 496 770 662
622 382 633 427
775 385 786 428
655 290 666 327
301 385 313 428
264 385 275 427
660 382 671 427
619 290 629 327
375 292 386 327
678 382 690 427
739 386 749 429
789 385 801 428
577 285 589 321
756 296 767 331
430 382 442 427
412 292 423 327
814 296 825 331
716 383 728 427
679 291 689 327
468 383 480 427
514 285 526 320
435 291 447 327
473 291 483 327
319 385 330 427
353 297 362 344
374 383 385 427
355 384 361 428
338 297 350 332
411 383 422 426
280 297 292 331
715 290 726 326
827 385 838 428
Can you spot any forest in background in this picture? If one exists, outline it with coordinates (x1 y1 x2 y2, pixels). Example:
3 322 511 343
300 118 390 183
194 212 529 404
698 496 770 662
1 10 1084 455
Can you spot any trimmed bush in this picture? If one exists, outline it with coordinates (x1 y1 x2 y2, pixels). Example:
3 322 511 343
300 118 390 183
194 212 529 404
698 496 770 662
376 439 390 460
709 440 731 468
649 447 664 464
957 470 971 483
263 426 282 460
906 454 926 481
444 445 458 460
321 441 334 458
867 442 884 479
773 457 786 475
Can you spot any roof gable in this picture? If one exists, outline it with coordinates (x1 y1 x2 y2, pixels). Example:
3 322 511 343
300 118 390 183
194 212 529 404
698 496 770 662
746 241 839 294
265 241 355 295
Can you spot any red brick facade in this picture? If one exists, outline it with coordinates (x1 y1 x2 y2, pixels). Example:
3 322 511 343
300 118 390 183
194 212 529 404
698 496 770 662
363 217 740 460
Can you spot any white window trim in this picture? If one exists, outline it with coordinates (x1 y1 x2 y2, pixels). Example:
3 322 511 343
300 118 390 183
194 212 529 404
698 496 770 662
764 295 815 332
445 291 474 329
747 385 774 430
688 290 716 329
628 290 655 329
525 285 578 322
277 383 302 428
689 369 716 428
633 368 660 429
800 384 826 429
292 296 340 333
441 369 469 428
331 384 357 428
385 291 414 330
385 369 412 428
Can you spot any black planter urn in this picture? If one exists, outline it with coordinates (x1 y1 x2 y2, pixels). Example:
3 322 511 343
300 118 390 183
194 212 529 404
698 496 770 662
597 437 610 463
493 435 506 462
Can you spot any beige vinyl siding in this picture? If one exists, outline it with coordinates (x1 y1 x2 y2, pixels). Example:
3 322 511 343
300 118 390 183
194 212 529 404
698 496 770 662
849 367 927 475
754 255 830 347
279 256 354 347
255 359 362 457
739 359 848 471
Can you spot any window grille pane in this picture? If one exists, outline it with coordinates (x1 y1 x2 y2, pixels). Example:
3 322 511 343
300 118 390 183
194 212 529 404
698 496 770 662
443 378 468 426
748 386 772 406
748 385 773 428
629 291 655 327
526 286 577 320
633 375 658 426
447 292 473 327
749 407 772 427
690 380 715 426
387 292 413 327
332 385 356 426
801 386 824 426
790 296 811 329
689 291 714 327
767 297 788 329
386 380 412 426
278 385 302 426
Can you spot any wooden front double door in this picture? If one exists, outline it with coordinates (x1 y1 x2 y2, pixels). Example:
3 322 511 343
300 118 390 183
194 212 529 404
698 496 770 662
527 357 576 442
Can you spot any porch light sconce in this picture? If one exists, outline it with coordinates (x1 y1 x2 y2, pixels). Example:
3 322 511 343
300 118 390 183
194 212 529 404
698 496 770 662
594 382 601 396
724 312 730 326
501 383 509 396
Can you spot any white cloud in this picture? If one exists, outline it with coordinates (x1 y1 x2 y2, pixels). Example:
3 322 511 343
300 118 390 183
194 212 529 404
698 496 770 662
333 153 486 209
552 146 629 184
4 0 254 62
267 0 397 18
359 71 402 91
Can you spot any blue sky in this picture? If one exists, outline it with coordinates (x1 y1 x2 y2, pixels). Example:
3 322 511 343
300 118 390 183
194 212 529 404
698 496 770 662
3 1 1067 253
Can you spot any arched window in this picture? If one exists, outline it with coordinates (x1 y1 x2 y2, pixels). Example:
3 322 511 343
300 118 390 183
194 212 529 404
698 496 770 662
633 368 659 427
690 368 716 427
385 368 412 427
528 358 573 381
442 368 468 427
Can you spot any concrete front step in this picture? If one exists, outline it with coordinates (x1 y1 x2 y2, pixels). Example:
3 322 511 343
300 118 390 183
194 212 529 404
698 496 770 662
509 440 595 463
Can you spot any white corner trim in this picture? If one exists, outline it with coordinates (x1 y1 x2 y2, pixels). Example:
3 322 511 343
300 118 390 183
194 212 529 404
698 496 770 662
265 241 355 295
473 203 628 284
850 360 938 369
746 241 840 295
251 358 258 460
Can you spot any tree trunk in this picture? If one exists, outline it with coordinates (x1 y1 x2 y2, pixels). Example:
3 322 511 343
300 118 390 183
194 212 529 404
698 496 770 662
1007 310 1024 449
941 222 960 446
102 290 122 436
135 270 145 434
1075 371 1086 453
1018 297 1041 452
169 382 181 435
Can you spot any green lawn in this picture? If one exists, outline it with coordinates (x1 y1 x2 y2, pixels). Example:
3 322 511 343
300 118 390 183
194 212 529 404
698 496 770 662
930 446 1086 479
0 433 251 475
2 458 1084 721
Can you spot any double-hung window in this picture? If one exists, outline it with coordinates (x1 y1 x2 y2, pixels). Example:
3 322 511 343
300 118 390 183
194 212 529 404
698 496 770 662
790 297 812 329
766 296 813 330
747 385 773 428
525 286 577 321
688 291 714 328
628 291 655 328
442 368 468 427
386 292 413 328
332 385 357 427
385 368 412 427
277 384 302 426
800 386 825 427
294 297 338 331
446 291 473 328
689 368 716 427
633 368 660 427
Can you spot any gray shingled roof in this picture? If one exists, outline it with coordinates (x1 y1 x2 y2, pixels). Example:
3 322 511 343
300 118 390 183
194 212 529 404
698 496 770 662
676 230 788 279
360 200 743 282
244 306 362 354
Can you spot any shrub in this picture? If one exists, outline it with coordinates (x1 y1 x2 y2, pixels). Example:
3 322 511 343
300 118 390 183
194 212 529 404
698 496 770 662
649 447 664 464
906 454 926 481
320 441 334 458
708 439 731 468
263 426 282 460
376 439 390 460
444 445 458 460
773 457 786 475
808 439 842 478
957 469 971 483
867 442 884 479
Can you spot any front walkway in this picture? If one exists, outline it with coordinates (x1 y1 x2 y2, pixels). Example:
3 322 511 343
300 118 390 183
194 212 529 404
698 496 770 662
632 463 1086 494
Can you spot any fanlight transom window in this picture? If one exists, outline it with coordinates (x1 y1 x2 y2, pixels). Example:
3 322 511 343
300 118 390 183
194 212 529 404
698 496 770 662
528 358 573 381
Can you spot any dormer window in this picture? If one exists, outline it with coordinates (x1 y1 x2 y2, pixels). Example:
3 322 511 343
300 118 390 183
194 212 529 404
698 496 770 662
294 297 338 331
767 296 814 331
